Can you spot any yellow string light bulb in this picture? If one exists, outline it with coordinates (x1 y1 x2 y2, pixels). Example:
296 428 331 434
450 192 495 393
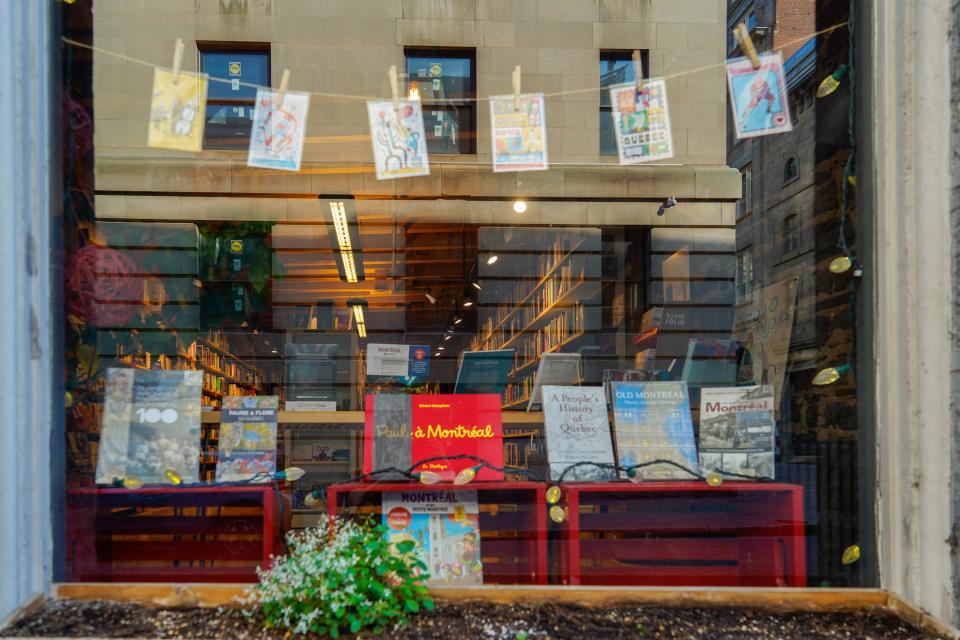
304 490 322 508
829 255 853 274
164 469 183 486
122 476 144 490
454 466 480 485
628 468 643 484
281 467 306 482
816 64 848 98
812 364 852 386
706 470 724 487
548 505 567 524
841 544 861 565
417 470 442 485
545 485 563 505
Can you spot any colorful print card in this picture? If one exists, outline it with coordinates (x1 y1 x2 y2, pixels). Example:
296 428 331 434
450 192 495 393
609 78 673 164
726 52 792 139
489 93 548 172
367 100 430 180
215 396 280 483
247 89 310 171
148 68 208 152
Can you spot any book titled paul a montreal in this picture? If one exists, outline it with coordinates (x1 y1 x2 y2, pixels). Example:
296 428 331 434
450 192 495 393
611 381 699 480
699 385 775 479
382 490 482 586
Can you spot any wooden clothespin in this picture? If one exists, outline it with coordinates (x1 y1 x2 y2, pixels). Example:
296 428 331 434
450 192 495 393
276 68 290 109
171 38 185 84
388 65 400 111
733 22 762 69
512 65 522 111
631 50 644 91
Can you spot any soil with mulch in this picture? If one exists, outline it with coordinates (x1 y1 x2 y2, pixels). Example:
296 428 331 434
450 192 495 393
1 599 948 640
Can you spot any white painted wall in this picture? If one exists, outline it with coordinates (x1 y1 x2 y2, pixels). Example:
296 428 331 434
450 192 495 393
0 0 54 622
869 0 956 625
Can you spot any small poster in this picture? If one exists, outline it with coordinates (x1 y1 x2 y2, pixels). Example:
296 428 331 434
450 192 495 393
367 343 431 380
367 99 430 180
95 368 202 485
609 78 673 164
382 490 482 586
542 386 615 481
489 93 548 172
611 381 699 480
216 396 279 483
411 394 504 482
247 88 310 171
699 385 775 479
726 52 792 139
148 68 208 152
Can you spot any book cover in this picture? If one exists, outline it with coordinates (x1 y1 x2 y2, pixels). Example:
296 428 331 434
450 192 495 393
363 393 413 480
382 490 483 586
527 352 581 411
453 350 515 395
215 396 279 483
611 381 699 480
95 368 202 485
542 386 615 481
410 394 504 481
699 385 775 479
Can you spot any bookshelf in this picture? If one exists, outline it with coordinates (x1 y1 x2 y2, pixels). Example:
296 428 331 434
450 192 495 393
472 228 602 410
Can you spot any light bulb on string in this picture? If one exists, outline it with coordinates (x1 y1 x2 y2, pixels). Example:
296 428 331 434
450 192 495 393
454 466 481 485
841 544 861 565
816 64 848 98
545 485 563 505
122 476 144 490
548 505 567 524
164 469 183 486
304 490 323 508
627 468 643 484
812 363 852 386
416 470 442 485
705 470 723 487
276 466 306 482
829 255 853 274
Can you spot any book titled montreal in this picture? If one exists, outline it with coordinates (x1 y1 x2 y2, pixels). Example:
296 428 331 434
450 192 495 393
698 385 775 479
611 380 699 480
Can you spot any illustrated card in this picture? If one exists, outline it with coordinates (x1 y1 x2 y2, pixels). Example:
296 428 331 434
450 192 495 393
148 68 209 152
247 89 310 171
726 52 793 139
367 99 430 180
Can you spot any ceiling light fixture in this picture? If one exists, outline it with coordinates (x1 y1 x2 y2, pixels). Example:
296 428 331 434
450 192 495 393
486 255 498 265
444 335 452 341
513 199 527 214
463 300 473 308
471 281 482 291
347 298 368 340
407 80 421 101
425 292 437 304
322 196 365 283
454 317 463 325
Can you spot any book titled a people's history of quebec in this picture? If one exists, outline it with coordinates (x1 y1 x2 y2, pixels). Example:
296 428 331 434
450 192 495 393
611 380 699 480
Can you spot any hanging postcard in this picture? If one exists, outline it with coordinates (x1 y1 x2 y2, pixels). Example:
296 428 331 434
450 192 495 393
609 78 673 164
247 88 310 171
726 52 792 139
367 100 430 180
489 93 548 172
215 396 279 483
148 68 208 152
95 368 202 485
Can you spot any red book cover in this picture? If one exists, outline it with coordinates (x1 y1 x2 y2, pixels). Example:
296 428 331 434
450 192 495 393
410 394 504 481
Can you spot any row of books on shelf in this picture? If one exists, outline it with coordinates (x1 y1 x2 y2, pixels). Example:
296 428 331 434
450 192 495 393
502 376 535 408
511 304 585 373
189 342 262 387
473 262 585 351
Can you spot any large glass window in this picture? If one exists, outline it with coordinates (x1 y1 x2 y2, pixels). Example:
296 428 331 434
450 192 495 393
405 48 476 154
199 44 270 149
599 50 648 155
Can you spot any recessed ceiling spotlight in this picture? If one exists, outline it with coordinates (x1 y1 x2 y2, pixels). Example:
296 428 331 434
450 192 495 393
425 292 437 304
444 335 452 341
486 255 498 265
463 300 473 308
513 199 527 214
454 317 463 325
471 281 482 291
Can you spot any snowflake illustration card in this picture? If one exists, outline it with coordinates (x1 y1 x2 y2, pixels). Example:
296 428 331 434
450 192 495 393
247 88 310 171
367 100 430 180
148 68 208 152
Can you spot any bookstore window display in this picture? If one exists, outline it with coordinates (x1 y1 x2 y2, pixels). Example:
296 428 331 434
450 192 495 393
60 0 863 592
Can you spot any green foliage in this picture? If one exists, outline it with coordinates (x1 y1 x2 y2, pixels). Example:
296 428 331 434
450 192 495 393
240 516 433 637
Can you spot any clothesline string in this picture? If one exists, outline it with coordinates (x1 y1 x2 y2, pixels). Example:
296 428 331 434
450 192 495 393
60 20 847 104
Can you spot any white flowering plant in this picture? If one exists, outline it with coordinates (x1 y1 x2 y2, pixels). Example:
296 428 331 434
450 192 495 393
240 515 433 637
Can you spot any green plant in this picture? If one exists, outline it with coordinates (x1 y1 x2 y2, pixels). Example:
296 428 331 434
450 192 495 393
240 515 433 637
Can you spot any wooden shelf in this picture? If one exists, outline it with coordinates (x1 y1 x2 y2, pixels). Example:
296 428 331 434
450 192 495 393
201 410 546 424
476 238 587 347
290 460 350 466
496 278 598 353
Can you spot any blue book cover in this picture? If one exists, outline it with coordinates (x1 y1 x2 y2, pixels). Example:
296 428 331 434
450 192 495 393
611 381 699 480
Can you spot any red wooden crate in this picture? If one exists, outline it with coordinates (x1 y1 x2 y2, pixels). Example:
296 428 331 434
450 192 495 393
66 486 281 583
327 482 548 585
558 482 805 587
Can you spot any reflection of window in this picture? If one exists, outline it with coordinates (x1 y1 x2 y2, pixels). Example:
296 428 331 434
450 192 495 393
783 214 800 254
405 49 475 154
199 43 270 150
736 247 754 303
784 156 799 184
600 50 648 155
736 164 753 219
